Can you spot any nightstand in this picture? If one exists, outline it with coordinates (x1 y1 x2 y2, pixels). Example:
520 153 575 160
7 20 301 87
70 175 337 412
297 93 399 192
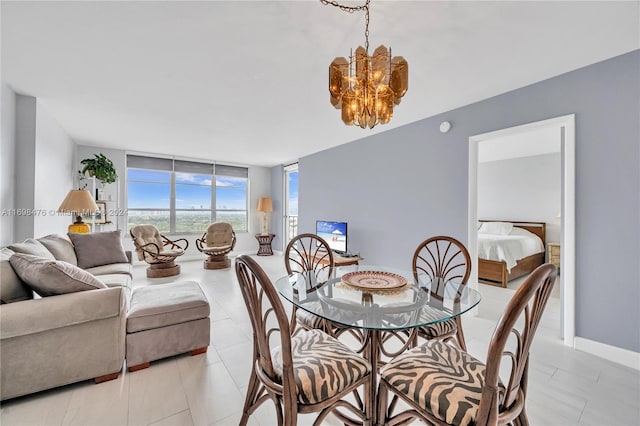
547 242 560 270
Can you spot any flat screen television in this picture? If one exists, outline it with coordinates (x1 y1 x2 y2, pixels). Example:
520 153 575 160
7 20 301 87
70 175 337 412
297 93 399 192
316 220 348 253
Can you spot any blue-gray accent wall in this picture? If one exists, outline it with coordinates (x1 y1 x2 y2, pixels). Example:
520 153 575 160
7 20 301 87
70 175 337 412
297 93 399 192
277 50 639 352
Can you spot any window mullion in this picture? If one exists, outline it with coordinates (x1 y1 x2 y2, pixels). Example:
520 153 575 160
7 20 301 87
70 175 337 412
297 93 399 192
170 171 176 233
211 173 216 223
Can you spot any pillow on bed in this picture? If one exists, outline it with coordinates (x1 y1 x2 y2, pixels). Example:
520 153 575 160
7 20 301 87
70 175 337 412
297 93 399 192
479 221 513 235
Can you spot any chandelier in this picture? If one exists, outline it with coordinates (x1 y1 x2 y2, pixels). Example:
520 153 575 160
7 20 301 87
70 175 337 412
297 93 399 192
322 0 408 129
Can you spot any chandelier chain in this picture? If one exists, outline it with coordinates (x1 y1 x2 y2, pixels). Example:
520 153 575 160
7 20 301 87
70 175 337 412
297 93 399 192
320 0 370 52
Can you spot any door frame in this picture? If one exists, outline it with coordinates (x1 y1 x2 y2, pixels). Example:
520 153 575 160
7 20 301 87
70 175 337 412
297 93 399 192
468 114 575 346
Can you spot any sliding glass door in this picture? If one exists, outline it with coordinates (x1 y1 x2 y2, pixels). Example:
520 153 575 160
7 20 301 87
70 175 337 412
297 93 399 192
284 163 298 245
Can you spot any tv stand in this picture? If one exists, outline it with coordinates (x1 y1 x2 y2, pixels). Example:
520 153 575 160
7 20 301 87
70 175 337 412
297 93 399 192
317 251 362 267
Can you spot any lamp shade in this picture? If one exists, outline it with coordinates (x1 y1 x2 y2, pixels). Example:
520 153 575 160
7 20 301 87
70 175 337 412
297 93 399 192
257 197 273 213
58 190 99 214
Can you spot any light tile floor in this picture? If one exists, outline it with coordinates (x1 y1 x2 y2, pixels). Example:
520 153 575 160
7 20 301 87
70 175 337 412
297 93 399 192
1 255 638 425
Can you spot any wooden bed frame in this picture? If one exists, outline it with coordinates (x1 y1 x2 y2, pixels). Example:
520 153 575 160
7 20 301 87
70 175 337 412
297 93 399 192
478 221 546 288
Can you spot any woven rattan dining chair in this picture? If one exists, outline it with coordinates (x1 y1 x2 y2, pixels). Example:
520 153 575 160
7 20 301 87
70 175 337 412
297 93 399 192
284 233 334 333
412 236 472 350
235 255 371 426
378 263 557 426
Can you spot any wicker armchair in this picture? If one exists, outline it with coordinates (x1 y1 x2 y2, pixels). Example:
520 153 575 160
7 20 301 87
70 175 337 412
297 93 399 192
130 224 188 278
195 222 236 269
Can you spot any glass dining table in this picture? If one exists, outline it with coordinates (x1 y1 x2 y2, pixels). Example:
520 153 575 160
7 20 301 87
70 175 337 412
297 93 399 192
275 264 482 425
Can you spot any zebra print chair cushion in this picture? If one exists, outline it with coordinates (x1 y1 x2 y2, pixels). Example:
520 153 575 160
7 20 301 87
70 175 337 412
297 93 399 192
295 307 325 330
381 339 500 426
272 329 371 404
418 318 456 339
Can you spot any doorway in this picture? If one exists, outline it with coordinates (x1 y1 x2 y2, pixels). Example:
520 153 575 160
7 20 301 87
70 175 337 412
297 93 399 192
468 115 575 346
283 163 299 248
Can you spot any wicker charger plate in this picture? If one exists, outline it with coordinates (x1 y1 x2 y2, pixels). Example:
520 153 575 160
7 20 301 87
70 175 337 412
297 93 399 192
341 271 408 291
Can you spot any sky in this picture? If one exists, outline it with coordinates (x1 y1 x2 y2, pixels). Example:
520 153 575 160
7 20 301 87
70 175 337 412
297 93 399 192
128 169 247 210
288 170 298 215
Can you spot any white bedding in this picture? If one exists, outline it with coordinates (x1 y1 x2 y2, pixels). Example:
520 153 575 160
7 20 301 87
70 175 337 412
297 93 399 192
478 227 544 272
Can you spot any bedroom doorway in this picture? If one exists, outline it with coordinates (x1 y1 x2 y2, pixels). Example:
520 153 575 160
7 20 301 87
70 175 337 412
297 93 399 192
468 115 575 346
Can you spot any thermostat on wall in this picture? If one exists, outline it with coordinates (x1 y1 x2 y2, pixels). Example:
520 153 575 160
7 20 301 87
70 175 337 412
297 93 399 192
439 121 452 133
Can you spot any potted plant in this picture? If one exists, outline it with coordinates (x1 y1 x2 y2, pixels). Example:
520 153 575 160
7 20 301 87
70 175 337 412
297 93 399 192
79 153 118 184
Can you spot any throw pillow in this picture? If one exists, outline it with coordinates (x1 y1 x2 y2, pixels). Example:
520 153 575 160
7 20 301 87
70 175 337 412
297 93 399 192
9 253 107 297
68 230 128 269
8 238 55 260
38 234 78 265
1 248 34 303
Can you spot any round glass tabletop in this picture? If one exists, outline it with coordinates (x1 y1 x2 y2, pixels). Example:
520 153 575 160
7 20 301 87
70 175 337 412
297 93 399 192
274 265 481 331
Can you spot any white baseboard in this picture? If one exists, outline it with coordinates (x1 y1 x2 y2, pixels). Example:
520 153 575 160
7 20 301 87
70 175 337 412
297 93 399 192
574 337 640 370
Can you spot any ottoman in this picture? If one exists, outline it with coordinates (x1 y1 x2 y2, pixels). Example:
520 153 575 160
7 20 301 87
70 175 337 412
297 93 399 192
126 281 210 372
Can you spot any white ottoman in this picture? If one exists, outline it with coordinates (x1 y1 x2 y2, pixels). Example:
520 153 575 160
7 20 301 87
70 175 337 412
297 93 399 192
126 281 210 371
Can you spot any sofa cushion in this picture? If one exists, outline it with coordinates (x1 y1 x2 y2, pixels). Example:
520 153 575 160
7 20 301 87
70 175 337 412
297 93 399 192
96 273 132 289
37 234 78 265
127 281 210 333
68 230 128 269
8 239 55 260
0 249 33 304
85 263 133 278
9 254 107 297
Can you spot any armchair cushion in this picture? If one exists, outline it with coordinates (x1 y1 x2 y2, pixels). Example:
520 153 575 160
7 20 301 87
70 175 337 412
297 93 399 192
205 222 234 247
9 254 107 297
68 230 128 269
37 234 78 265
197 222 236 257
8 239 55 260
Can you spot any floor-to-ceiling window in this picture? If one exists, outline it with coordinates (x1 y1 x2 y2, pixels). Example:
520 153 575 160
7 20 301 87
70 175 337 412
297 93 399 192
127 155 248 233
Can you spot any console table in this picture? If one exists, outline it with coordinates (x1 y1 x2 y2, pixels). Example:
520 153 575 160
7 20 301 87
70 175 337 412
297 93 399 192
315 252 362 267
255 234 275 256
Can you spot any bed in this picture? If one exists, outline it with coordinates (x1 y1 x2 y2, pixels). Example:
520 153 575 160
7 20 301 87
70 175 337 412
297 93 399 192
477 221 546 288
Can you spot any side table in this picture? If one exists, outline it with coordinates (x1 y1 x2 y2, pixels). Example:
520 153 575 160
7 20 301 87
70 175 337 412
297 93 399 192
255 234 275 256
547 242 560 271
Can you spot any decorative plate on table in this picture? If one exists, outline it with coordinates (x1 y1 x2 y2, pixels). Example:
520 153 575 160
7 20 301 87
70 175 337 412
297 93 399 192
341 271 408 291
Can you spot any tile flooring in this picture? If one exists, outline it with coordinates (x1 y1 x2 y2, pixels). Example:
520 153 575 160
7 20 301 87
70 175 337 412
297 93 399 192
1 255 638 425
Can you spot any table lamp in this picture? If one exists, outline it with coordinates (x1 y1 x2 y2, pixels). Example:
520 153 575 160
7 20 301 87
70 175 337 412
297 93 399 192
257 197 273 236
58 189 99 233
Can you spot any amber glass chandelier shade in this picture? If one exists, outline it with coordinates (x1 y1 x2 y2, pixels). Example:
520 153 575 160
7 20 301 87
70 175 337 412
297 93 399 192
329 45 408 129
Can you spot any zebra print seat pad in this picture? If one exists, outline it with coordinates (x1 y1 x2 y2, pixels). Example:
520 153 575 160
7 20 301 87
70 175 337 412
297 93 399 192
296 305 325 330
418 318 457 339
381 340 494 426
272 329 371 404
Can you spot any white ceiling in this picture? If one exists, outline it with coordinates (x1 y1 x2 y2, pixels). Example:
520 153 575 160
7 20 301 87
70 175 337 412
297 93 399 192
2 1 638 167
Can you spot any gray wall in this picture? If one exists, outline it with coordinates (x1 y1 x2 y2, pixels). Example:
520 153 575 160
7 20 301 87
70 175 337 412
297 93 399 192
33 99 76 237
6 94 75 241
14 95 37 241
478 153 561 243
297 50 640 352
1 84 16 245
271 165 284 252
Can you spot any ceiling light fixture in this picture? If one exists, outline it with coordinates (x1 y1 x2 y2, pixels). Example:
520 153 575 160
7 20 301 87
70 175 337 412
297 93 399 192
322 0 408 129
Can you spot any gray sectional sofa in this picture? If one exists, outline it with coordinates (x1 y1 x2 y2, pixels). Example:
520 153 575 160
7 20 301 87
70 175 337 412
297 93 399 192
0 232 132 401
